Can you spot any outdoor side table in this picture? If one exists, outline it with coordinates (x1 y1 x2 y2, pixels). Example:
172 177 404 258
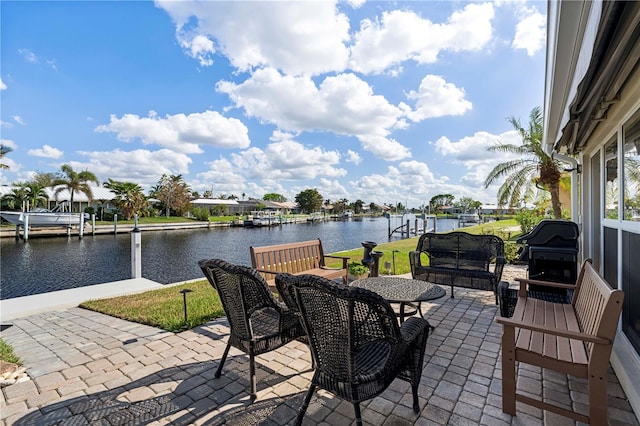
351 276 446 323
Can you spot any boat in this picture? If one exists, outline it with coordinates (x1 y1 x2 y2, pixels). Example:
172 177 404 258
242 211 278 227
0 204 90 228
344 210 353 218
457 213 481 224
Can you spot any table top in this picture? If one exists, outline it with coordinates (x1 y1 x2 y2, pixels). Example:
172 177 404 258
351 276 446 304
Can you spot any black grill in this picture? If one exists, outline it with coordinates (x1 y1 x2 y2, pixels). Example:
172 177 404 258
517 220 579 286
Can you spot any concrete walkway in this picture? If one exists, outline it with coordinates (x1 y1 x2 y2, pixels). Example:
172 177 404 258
1 283 638 425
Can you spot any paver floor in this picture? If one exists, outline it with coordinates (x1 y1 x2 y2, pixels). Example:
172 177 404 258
1 288 638 425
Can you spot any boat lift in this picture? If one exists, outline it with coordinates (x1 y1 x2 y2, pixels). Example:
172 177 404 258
387 213 436 239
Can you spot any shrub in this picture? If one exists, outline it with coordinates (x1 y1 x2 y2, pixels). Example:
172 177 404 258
347 261 369 276
515 209 543 234
192 207 210 221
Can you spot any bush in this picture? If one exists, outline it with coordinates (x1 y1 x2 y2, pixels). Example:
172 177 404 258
515 209 543 234
504 242 522 264
347 261 369 276
191 207 210 221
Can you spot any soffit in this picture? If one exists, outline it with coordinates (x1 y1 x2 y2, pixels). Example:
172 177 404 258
557 1 640 155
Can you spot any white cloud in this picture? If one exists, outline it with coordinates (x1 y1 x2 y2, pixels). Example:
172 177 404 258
230 139 346 181
18 48 38 63
217 68 410 160
1 121 13 128
345 150 361 165
349 4 495 74
12 116 25 126
95 110 250 154
0 77 6 90
74 149 192 187
433 129 522 188
27 144 63 159
1 139 18 150
318 178 349 200
196 157 246 194
512 8 546 56
406 75 472 121
156 0 350 75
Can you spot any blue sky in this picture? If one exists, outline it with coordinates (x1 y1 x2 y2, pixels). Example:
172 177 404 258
1 0 546 208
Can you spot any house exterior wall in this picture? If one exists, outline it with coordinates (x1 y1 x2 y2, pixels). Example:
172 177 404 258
575 66 640 417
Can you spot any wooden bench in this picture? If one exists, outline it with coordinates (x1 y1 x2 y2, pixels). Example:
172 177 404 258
409 232 505 303
250 239 348 291
495 260 624 424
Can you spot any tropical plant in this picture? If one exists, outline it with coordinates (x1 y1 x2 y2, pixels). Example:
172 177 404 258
485 107 565 218
0 144 13 170
103 179 148 220
150 174 192 217
52 164 99 210
22 182 48 209
3 186 29 211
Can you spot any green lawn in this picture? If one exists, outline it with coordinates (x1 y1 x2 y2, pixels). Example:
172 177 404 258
80 220 524 334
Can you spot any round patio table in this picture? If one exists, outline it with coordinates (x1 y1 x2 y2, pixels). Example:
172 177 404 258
351 276 446 323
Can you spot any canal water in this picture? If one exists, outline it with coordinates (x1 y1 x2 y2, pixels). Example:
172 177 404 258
0 217 461 299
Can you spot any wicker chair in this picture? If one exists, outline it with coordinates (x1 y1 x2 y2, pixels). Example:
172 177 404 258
275 273 431 426
198 258 306 397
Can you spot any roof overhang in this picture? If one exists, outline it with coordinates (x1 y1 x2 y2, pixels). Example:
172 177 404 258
544 1 640 155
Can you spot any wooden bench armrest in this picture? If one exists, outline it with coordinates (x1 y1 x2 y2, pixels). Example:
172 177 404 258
496 316 611 345
324 254 349 268
515 277 576 289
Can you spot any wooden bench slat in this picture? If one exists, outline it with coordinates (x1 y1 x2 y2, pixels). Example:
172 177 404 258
250 239 348 289
543 299 558 359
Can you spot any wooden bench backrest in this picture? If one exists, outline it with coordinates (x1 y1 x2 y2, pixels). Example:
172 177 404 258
572 260 624 355
417 232 504 271
250 239 325 274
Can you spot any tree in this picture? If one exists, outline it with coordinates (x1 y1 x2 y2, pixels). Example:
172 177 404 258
455 197 481 213
353 199 364 214
485 106 564 218
22 182 48 209
52 164 99 210
263 193 287 202
295 188 323 214
0 144 13 170
103 179 148 220
4 186 29 210
429 194 454 213
150 174 192 217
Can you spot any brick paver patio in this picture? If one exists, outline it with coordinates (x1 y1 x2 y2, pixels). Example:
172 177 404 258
1 288 638 425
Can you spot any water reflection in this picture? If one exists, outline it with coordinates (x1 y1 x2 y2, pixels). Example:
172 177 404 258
1 217 460 299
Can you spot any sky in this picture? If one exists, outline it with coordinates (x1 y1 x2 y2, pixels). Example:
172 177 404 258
0 0 546 209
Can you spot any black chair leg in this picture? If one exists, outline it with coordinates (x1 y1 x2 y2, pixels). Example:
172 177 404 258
412 383 420 412
249 353 256 397
215 342 231 379
353 402 363 426
295 384 316 426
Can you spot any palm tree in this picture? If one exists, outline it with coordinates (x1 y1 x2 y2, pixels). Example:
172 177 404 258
22 182 48 209
103 179 148 220
0 144 12 170
52 164 99 211
484 107 564 218
4 186 29 211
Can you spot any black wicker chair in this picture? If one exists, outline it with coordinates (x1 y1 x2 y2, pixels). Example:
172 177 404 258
275 273 430 426
198 258 306 397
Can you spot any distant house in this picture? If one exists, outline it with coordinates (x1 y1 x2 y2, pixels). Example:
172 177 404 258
0 185 116 213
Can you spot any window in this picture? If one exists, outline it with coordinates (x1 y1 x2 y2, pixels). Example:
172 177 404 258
623 111 640 222
604 137 618 219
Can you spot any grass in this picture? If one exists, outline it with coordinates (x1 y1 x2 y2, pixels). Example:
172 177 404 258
80 280 224 333
78 219 521 334
0 338 20 364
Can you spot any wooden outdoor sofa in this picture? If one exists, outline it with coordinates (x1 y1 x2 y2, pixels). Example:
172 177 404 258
250 238 348 291
409 232 505 303
495 259 624 424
